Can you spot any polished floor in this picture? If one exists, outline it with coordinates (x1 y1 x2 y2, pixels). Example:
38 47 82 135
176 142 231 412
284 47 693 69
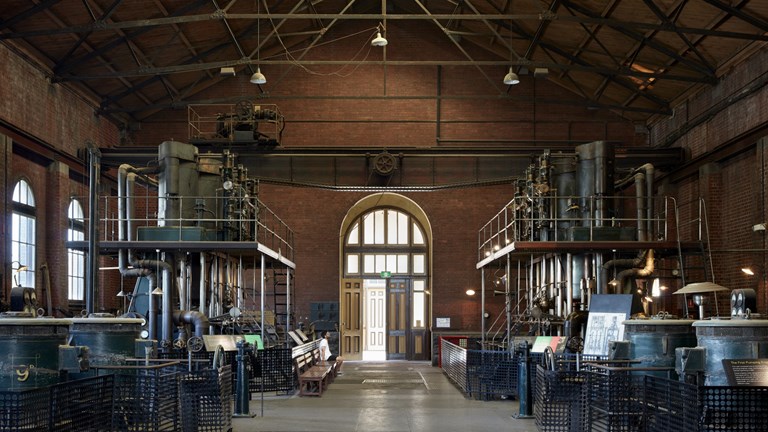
232 360 536 432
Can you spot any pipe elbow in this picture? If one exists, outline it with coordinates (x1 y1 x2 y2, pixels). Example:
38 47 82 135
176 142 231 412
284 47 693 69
173 310 209 337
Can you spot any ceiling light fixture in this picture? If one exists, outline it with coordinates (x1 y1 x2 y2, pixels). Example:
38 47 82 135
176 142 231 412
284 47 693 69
252 0 266 84
503 67 520 85
250 67 267 84
372 23 388 47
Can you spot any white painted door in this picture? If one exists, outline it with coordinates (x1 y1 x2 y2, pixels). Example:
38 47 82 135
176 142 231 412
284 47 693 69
364 280 386 360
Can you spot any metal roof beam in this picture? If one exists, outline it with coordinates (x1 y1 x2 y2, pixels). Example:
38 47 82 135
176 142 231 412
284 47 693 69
52 0 210 76
3 12 767 41
0 0 63 32
701 0 768 33
560 0 717 79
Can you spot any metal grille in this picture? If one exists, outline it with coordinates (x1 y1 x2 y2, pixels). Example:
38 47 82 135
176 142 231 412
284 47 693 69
640 375 699 432
0 375 114 432
700 387 768 432
466 349 518 400
586 368 645 432
534 365 586 432
111 363 181 432
251 348 293 394
440 339 468 392
179 365 232 432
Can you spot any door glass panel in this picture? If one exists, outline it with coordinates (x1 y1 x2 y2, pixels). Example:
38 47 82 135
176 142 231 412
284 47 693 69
397 254 408 273
413 254 425 274
375 254 386 273
347 254 359 274
364 254 375 273
386 254 397 273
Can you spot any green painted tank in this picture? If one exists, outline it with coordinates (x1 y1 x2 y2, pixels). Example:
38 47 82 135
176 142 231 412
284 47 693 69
0 315 71 389
69 316 144 366
693 319 768 385
624 318 697 379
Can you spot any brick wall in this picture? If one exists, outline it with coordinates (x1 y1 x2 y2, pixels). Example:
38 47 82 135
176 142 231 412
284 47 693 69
650 45 768 313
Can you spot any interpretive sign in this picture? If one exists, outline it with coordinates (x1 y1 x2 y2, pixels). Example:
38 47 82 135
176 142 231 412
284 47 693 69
723 359 768 386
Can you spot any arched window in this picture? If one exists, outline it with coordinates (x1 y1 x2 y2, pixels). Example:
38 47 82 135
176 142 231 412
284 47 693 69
344 208 427 277
67 199 86 302
12 179 36 288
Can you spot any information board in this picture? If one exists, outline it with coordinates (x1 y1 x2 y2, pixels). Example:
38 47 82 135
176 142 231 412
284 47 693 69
723 359 768 386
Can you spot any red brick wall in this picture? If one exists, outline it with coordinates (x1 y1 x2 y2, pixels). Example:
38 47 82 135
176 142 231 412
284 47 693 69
256 183 512 331
650 45 768 313
132 22 641 148
0 41 121 315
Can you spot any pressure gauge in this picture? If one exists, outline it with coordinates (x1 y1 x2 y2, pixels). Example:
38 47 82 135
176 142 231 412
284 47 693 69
223 180 234 190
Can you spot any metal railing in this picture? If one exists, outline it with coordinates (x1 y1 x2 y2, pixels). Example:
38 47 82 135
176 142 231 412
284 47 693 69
477 195 684 261
72 193 294 262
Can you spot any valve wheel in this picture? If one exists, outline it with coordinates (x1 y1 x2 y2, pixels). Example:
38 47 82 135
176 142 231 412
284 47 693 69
373 152 397 176
173 338 186 350
187 336 204 353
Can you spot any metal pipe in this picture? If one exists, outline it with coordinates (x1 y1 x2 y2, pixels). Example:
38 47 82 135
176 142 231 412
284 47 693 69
286 268 292 334
634 172 646 241
566 253 573 316
162 254 174 344
173 310 210 337
261 254 266 349
481 267 486 347
199 252 207 315
86 145 100 314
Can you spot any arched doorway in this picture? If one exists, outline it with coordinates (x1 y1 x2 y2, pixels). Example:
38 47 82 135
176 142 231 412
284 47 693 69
339 193 432 361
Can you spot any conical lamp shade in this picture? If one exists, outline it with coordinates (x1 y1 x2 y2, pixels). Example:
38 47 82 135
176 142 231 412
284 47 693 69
503 67 520 85
250 67 267 84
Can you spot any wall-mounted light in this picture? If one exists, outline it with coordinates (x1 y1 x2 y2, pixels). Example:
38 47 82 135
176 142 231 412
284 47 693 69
465 289 476 296
742 267 756 276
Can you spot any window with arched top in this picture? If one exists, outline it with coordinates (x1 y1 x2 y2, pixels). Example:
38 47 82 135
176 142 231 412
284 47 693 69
12 179 36 288
344 208 427 277
67 199 86 302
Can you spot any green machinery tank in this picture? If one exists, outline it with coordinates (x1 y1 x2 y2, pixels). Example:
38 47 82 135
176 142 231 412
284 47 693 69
624 318 697 379
0 315 71 390
69 316 144 366
693 319 768 386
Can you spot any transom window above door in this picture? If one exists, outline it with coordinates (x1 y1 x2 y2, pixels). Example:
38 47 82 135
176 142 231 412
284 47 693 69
345 208 426 277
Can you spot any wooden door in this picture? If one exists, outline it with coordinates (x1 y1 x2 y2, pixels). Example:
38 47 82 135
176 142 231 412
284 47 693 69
387 279 409 360
341 278 363 360
366 285 386 355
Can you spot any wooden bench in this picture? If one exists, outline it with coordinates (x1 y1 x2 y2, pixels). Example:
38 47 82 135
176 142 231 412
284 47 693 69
295 347 337 396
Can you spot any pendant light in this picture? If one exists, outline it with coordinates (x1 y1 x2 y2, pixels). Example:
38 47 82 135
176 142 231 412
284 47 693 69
251 0 266 84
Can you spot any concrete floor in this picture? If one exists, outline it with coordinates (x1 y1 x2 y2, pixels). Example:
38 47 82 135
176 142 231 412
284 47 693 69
233 360 537 432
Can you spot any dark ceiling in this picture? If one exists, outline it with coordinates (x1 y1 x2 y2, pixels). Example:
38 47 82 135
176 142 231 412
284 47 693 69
1 0 766 125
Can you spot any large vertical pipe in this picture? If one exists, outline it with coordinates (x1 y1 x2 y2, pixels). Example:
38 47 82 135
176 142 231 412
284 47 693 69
634 172 647 241
260 254 266 349
566 253 573 316
86 146 101 314
481 267 486 347
162 253 174 344
286 268 292 334
506 255 511 347
199 253 207 315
